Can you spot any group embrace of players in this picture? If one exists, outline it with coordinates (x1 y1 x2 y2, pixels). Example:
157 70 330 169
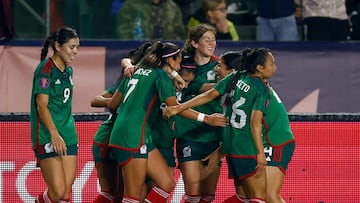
30 24 295 203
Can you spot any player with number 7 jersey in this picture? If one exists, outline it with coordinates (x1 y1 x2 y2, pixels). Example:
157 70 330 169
109 67 176 152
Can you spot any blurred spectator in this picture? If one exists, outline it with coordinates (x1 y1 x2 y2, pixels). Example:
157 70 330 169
346 0 360 40
256 0 299 41
116 0 185 40
295 0 351 41
187 0 239 41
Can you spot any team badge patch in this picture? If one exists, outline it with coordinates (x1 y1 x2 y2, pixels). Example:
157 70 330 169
39 78 50 89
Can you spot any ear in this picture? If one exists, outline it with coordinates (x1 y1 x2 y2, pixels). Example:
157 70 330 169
190 40 198 49
167 57 174 67
54 42 61 52
256 64 264 73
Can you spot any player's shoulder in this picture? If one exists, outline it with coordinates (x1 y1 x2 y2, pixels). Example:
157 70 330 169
35 59 56 76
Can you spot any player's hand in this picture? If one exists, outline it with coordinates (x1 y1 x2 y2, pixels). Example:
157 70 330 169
124 66 136 78
50 131 67 156
174 79 186 91
255 153 267 175
204 113 229 127
163 106 180 119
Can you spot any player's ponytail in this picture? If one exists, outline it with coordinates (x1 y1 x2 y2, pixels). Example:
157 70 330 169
40 35 54 61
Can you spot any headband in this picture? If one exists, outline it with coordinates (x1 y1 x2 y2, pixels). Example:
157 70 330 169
162 49 181 58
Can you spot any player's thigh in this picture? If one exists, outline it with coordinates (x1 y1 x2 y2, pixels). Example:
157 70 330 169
179 160 202 194
242 171 266 198
122 158 147 195
200 164 220 194
266 166 284 194
97 160 119 192
147 148 174 191
39 157 66 190
61 155 78 187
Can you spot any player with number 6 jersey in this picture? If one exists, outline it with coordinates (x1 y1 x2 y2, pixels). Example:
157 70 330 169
163 47 295 203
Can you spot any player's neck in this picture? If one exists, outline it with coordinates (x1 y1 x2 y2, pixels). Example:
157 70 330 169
51 56 65 72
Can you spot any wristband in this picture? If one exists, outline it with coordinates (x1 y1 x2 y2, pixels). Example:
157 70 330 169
171 70 179 78
196 113 205 122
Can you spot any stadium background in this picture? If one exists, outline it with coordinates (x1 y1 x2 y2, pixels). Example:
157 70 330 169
0 41 359 202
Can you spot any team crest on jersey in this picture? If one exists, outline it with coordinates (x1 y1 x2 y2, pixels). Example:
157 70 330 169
207 70 216 81
140 144 147 154
176 91 182 101
69 75 73 85
39 78 50 89
183 145 191 157
44 142 54 153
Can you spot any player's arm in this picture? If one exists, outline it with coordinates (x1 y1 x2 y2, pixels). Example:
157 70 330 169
90 91 113 108
36 94 67 156
163 88 221 118
121 58 136 77
108 90 123 113
250 110 267 173
164 95 227 127
200 83 215 93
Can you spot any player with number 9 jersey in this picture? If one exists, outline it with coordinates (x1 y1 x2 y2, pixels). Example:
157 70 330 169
30 58 78 149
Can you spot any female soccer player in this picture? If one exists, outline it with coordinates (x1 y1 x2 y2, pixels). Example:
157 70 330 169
91 42 153 203
176 23 222 203
164 47 295 203
107 41 227 203
30 26 80 203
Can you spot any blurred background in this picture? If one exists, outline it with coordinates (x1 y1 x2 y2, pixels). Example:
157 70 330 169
1 0 358 41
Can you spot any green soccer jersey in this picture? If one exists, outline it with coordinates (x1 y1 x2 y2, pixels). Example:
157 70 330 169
109 66 176 151
151 104 176 148
93 79 121 144
175 57 223 142
214 72 270 156
262 86 295 146
30 59 78 148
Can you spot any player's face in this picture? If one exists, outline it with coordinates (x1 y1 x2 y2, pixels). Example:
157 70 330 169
169 54 182 71
215 57 233 81
261 53 277 79
208 2 228 24
180 70 195 88
57 37 80 64
193 31 216 57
